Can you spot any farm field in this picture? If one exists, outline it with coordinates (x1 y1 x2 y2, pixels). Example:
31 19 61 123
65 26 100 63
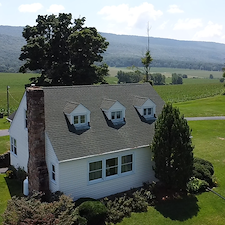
108 67 223 79
1 72 224 112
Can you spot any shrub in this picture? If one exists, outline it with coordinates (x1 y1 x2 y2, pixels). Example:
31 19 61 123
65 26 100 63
193 157 214 185
187 177 209 193
3 193 80 224
78 200 107 225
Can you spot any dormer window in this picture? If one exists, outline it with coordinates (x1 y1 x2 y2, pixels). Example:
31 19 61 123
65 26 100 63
133 96 156 120
143 108 152 116
74 115 86 125
111 111 122 120
64 102 90 130
101 99 126 125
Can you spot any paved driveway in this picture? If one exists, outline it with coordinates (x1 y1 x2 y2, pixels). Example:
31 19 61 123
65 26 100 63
185 116 225 121
0 129 9 136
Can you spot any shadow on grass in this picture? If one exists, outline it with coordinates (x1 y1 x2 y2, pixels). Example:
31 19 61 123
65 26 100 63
4 177 23 197
154 195 199 221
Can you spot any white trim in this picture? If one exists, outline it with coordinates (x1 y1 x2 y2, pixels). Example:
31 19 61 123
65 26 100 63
10 136 17 156
59 145 149 163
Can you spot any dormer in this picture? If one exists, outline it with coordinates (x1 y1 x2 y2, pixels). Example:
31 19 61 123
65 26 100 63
63 101 90 129
100 98 126 125
133 96 156 120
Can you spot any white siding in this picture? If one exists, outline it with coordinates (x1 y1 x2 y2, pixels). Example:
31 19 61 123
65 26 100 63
58 147 156 200
9 93 29 172
45 134 59 192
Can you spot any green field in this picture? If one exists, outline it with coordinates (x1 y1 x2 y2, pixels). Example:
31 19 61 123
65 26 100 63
0 73 38 113
108 67 223 79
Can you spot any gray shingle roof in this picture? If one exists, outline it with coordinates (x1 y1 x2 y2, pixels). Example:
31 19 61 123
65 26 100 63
43 83 164 162
63 101 80 114
100 98 117 110
133 96 149 106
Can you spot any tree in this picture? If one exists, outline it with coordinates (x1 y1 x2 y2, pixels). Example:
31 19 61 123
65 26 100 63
142 24 153 81
141 50 153 81
116 70 143 83
150 103 194 189
151 73 165 85
209 74 214 79
19 13 109 86
172 73 183 84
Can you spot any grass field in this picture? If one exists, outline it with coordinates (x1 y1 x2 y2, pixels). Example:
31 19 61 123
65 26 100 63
118 120 225 225
0 71 224 111
154 83 224 103
108 67 223 79
0 73 38 113
0 136 10 155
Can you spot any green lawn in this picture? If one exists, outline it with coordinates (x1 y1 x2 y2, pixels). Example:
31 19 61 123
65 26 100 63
0 117 10 130
0 174 23 224
118 120 225 225
0 136 10 155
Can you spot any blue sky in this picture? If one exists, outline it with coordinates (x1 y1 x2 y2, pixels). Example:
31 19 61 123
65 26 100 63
0 0 225 44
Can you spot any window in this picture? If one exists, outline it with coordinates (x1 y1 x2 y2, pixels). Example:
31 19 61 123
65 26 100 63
10 137 17 155
111 111 122 120
51 164 56 181
25 110 28 128
89 154 133 183
74 115 86 125
143 108 152 116
89 161 102 181
106 157 118 177
121 155 133 173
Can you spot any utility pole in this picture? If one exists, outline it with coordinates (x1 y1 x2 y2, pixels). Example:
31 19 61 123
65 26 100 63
7 86 10 116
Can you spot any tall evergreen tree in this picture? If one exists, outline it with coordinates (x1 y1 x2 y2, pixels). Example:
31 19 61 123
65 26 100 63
150 103 194 189
19 13 109 86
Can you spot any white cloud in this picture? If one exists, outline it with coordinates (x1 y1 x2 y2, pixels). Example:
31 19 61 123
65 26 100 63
47 4 65 14
0 3 1 7
18 3 43 13
173 18 203 30
167 5 184 14
194 21 223 39
98 2 163 30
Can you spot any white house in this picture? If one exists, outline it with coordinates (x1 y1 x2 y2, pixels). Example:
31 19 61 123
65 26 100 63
9 83 164 200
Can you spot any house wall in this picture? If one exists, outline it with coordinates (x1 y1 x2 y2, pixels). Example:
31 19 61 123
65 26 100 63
58 147 156 200
9 93 29 172
45 134 59 192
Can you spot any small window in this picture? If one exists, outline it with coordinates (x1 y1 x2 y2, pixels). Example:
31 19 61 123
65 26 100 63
106 157 118 177
111 111 122 120
25 110 28 128
11 137 17 155
121 155 133 173
89 161 102 181
74 115 86 125
143 108 152 116
52 164 56 181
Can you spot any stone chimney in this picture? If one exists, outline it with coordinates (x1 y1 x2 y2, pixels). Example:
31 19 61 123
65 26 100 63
26 86 49 197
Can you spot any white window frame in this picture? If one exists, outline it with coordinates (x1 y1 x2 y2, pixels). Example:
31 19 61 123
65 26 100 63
89 160 103 182
10 137 17 156
73 114 87 126
88 153 134 184
143 107 153 117
106 157 118 178
51 164 56 183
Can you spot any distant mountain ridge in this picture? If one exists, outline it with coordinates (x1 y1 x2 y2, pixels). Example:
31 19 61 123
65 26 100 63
0 25 224 72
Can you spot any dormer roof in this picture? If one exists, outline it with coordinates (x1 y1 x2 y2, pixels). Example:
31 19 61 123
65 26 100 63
100 98 117 110
63 101 80 114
